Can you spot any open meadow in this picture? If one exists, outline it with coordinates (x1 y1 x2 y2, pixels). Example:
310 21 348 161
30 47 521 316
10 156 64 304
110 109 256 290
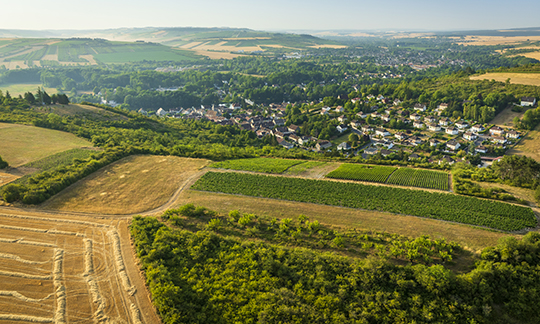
0 122 92 167
41 155 209 214
470 72 540 86
506 122 540 160
0 83 57 97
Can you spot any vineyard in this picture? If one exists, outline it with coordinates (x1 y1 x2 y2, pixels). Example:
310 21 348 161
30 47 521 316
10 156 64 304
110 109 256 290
387 168 449 190
210 158 307 173
326 164 397 182
192 172 537 231
325 163 449 190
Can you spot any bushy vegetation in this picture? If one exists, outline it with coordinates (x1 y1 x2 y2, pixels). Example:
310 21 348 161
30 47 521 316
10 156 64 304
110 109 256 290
0 155 8 169
192 172 537 231
11 148 96 185
131 213 540 324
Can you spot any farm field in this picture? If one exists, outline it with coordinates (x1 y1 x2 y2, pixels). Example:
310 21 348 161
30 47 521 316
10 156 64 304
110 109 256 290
470 72 540 86
176 189 512 251
455 35 540 46
12 148 98 186
41 155 209 214
326 164 397 183
209 158 312 174
192 172 536 231
0 83 57 96
0 122 93 167
0 212 153 323
326 163 449 190
0 38 202 69
386 168 449 191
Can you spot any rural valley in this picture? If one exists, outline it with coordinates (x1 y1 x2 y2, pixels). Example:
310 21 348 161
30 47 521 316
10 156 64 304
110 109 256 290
1 22 540 324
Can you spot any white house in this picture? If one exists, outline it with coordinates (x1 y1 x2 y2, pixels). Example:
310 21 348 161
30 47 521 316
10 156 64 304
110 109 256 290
156 108 167 117
471 124 484 133
506 130 520 139
521 96 536 106
410 113 421 121
414 103 427 112
455 121 468 129
375 128 390 137
446 127 459 135
439 118 450 126
463 132 477 141
337 142 351 151
337 124 349 133
446 140 461 151
413 121 424 129
489 126 505 136
428 124 441 132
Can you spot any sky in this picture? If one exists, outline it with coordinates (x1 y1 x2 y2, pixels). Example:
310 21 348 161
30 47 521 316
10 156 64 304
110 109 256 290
1 0 539 32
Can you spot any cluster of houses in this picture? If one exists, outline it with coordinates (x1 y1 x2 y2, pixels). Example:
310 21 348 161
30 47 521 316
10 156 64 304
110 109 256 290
135 94 535 162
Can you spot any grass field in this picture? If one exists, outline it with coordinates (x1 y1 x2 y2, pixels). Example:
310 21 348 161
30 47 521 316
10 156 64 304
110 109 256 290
34 104 129 121
507 122 540 161
41 155 209 214
470 72 540 86
12 148 98 186
0 123 92 167
0 83 57 96
209 158 307 173
176 190 513 251
489 104 526 127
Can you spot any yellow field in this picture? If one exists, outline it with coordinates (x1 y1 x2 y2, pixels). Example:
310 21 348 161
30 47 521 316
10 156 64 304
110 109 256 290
0 123 92 167
0 83 57 96
0 210 158 323
455 35 540 46
41 155 209 214
513 51 540 61
308 44 348 49
470 72 540 86
191 49 246 59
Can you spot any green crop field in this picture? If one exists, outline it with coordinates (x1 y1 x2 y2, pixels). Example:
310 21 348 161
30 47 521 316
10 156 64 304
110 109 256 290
325 164 397 182
325 163 450 191
209 158 308 173
387 168 449 191
192 172 537 231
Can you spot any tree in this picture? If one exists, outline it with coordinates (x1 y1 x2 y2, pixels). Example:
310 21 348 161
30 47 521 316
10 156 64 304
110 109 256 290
24 92 36 104
0 155 8 169
348 133 359 146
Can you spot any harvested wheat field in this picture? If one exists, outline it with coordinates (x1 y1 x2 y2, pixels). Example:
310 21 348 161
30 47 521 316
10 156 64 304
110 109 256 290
455 35 540 46
41 155 209 214
0 212 156 323
470 72 540 86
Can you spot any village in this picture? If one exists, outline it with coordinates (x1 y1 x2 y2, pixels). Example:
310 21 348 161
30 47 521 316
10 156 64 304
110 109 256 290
135 94 536 166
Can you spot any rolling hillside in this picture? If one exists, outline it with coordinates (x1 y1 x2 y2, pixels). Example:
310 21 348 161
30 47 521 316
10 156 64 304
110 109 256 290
0 27 345 68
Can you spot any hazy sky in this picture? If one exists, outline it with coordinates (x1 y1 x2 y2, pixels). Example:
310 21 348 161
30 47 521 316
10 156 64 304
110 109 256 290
2 0 538 32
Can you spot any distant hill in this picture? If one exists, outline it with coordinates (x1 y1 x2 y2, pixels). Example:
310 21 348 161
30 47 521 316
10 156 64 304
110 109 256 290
0 27 346 67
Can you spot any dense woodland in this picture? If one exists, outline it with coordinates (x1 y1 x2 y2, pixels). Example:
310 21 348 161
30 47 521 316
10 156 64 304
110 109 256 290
131 210 540 324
